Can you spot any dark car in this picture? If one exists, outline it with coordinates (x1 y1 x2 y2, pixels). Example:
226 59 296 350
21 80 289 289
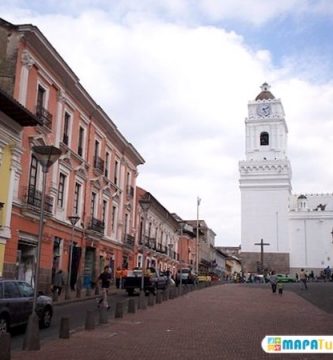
0 279 53 334
175 268 197 286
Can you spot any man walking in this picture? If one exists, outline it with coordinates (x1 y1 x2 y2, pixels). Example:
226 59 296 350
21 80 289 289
98 265 111 309
269 271 277 294
300 268 308 290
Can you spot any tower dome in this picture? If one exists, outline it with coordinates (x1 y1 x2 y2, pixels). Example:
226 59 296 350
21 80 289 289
255 82 275 101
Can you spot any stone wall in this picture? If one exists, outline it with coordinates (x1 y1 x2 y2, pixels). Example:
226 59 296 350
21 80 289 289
240 252 290 274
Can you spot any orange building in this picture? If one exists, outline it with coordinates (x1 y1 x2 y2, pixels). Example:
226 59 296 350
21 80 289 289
0 18 144 292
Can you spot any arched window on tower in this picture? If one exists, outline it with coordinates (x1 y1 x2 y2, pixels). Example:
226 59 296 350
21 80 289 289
260 132 269 146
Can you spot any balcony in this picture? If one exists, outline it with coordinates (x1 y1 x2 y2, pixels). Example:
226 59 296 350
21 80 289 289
24 186 54 213
93 156 104 173
36 105 52 129
88 217 105 233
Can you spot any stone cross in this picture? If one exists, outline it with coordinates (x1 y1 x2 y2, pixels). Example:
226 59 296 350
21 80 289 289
254 238 270 273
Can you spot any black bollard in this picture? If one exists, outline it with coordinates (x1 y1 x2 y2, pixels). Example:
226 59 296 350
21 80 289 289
85 310 95 330
156 292 162 304
59 317 70 339
115 302 123 318
0 332 11 360
148 293 155 306
128 298 136 313
99 307 108 324
138 291 147 310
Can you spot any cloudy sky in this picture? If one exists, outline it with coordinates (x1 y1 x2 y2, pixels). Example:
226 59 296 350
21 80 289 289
2 0 333 246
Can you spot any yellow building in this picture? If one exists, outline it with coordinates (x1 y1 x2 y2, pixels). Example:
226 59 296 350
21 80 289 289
0 87 41 276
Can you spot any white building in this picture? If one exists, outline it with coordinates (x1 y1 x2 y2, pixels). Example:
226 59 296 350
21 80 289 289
239 83 333 276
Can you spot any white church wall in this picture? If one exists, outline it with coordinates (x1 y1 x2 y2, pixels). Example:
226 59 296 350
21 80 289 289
241 188 289 252
289 214 333 274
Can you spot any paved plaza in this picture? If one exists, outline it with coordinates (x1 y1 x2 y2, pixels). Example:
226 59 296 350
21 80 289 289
10 283 333 360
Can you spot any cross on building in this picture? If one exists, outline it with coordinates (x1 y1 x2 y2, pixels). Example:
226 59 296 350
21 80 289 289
254 238 270 274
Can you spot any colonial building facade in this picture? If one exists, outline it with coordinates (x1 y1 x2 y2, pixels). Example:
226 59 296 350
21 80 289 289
0 18 144 291
0 87 41 277
239 83 333 275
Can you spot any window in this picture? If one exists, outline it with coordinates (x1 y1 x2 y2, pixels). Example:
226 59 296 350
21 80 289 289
260 132 269 146
37 85 45 108
124 213 129 237
91 192 96 218
4 282 20 298
114 160 119 185
74 183 81 215
63 112 70 145
58 173 66 207
102 200 107 224
94 140 99 159
29 155 38 189
105 152 109 178
111 205 116 231
78 126 84 157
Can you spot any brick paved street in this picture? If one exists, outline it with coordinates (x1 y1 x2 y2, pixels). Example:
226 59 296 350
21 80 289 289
10 284 333 360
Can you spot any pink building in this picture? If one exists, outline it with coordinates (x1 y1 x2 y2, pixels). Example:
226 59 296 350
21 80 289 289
0 18 144 291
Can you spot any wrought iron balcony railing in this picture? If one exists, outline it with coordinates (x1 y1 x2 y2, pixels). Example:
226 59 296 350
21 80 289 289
25 186 54 213
36 105 52 129
88 217 105 233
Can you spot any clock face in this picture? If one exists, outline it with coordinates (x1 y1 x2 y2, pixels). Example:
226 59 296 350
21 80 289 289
257 103 271 117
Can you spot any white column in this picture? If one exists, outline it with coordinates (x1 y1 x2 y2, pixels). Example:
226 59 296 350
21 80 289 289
18 50 35 106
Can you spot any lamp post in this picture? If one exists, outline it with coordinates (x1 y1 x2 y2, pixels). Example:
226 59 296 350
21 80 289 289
196 197 201 275
139 195 151 293
65 215 80 299
23 145 61 351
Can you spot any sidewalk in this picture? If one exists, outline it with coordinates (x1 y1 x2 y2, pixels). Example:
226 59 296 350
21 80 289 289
52 285 123 306
12 284 333 360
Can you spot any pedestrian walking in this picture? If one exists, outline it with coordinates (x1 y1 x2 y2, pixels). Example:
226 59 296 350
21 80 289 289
97 265 111 310
52 270 64 296
115 266 122 289
277 282 284 295
269 271 277 294
300 268 308 290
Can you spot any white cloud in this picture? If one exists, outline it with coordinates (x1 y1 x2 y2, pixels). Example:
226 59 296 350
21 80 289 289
1 2 333 246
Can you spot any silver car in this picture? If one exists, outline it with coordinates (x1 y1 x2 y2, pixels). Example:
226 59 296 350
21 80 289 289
0 279 53 333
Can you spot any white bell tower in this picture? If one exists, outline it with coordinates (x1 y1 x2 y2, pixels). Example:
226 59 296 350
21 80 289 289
239 83 292 272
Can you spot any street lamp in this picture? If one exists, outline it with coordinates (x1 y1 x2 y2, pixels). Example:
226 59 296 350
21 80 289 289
23 145 61 351
139 195 151 293
196 197 201 274
65 215 80 299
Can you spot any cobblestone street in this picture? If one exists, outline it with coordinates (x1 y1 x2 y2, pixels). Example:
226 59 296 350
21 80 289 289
10 284 333 360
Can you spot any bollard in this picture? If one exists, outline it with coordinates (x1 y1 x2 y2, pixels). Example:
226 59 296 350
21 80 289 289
99 307 108 324
156 292 162 304
115 302 123 318
128 298 136 313
86 287 91 296
59 317 70 339
85 310 95 330
76 286 81 298
163 288 169 301
138 291 147 310
148 293 155 306
0 332 11 360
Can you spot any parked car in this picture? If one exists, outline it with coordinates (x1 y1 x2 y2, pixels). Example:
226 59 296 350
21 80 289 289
123 267 169 296
276 274 296 283
0 279 53 334
175 268 197 286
